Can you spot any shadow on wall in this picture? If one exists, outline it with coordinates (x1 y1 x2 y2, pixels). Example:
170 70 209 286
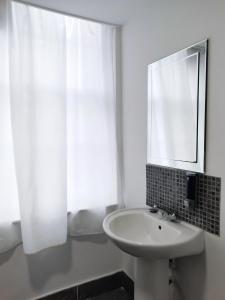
27 234 108 290
0 247 18 266
175 251 206 300
73 233 108 244
26 239 72 290
0 234 108 292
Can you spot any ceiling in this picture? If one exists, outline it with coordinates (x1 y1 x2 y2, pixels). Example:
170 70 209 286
16 0 147 25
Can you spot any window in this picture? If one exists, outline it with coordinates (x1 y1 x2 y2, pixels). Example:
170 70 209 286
0 0 121 254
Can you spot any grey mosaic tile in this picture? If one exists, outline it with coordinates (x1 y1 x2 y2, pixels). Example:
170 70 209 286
146 164 221 235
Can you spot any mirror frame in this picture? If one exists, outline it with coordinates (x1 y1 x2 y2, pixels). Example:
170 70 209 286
147 40 208 173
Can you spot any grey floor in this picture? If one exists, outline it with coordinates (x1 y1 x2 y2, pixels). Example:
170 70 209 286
87 287 131 300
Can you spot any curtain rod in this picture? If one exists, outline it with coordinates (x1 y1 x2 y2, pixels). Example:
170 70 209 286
12 0 121 27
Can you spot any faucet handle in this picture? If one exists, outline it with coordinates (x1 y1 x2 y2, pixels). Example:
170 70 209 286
158 209 167 218
168 213 176 222
158 210 177 222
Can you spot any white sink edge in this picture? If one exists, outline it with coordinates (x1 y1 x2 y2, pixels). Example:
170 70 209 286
103 208 205 257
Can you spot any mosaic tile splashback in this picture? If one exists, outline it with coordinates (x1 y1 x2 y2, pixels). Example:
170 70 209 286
146 164 221 235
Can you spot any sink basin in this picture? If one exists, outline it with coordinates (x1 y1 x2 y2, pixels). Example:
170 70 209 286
103 208 204 259
104 208 205 300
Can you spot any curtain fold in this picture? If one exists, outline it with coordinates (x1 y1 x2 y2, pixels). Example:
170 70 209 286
66 18 120 236
0 0 121 255
0 0 22 253
9 2 68 254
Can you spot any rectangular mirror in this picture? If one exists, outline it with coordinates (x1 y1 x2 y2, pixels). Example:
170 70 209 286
147 40 207 173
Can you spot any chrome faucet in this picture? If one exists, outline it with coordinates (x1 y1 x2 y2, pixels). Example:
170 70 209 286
158 210 177 222
149 205 177 222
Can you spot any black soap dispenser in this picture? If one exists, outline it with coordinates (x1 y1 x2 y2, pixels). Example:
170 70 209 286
184 172 197 209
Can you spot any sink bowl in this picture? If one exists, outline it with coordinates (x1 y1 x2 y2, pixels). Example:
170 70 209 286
103 208 204 259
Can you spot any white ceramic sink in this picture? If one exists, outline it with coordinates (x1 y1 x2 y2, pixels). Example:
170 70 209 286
103 208 204 259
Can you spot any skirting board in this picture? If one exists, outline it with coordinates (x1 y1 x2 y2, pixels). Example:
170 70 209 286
37 271 134 300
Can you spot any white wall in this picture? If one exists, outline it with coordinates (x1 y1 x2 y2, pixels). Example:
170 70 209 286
0 236 122 300
2 0 225 299
121 0 225 299
0 1 125 300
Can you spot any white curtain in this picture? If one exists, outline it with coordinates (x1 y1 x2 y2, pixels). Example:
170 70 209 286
66 17 120 236
10 2 68 254
0 0 121 254
0 0 22 253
